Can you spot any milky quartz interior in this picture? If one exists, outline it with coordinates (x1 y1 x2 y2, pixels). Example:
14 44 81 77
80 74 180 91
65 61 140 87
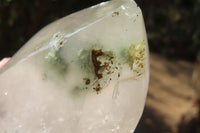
0 0 149 133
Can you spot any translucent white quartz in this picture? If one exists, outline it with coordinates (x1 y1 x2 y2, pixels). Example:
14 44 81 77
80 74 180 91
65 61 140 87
0 0 149 133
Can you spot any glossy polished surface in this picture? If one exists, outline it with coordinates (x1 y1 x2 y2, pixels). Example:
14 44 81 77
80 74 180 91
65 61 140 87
0 0 149 133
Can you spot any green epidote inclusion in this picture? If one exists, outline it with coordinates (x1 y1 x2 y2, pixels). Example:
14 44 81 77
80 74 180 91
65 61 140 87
70 86 87 99
45 32 68 75
45 32 146 95
120 40 146 77
78 47 120 93
128 40 146 76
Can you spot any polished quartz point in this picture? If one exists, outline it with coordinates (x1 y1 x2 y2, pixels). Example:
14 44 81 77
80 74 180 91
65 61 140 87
0 0 149 133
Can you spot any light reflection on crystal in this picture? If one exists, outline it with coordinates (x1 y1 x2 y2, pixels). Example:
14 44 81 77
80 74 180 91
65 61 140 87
4 92 8 96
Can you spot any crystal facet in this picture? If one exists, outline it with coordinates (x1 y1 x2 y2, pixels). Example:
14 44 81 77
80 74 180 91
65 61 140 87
0 0 149 133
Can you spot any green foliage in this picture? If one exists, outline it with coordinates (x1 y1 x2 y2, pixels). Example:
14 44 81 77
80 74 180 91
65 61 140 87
136 0 200 61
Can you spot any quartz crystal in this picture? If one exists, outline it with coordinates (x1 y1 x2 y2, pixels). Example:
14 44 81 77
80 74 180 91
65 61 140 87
0 0 149 132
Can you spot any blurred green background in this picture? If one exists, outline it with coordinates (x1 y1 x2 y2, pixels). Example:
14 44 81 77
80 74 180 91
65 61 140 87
0 0 200 61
